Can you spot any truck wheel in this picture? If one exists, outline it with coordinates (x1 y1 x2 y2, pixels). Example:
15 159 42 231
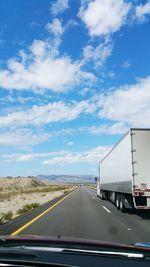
120 197 126 213
100 190 104 200
116 194 120 210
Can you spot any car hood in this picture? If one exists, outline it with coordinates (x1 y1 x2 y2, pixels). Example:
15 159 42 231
0 235 150 252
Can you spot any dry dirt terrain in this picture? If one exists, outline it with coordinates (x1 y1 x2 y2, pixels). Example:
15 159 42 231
0 176 76 221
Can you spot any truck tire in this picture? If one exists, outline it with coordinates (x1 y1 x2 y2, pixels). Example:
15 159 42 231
100 190 105 200
116 194 120 210
120 197 126 213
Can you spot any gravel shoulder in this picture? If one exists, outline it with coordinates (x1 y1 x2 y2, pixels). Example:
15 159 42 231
0 190 65 216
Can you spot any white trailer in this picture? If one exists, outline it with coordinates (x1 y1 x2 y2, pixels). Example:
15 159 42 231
97 129 150 212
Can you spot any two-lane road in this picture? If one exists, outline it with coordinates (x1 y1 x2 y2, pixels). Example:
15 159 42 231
1 186 150 244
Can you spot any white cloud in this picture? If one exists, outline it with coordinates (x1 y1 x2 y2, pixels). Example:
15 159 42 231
79 87 90 96
122 60 130 68
45 19 65 57
0 95 16 103
16 151 67 162
107 71 116 79
65 19 79 29
67 141 74 146
80 122 128 135
98 75 150 127
136 1 150 22
46 18 78 49
0 95 38 104
1 147 111 165
50 0 69 16
42 146 110 165
79 0 131 37
82 39 113 68
0 23 95 93
0 129 50 147
47 18 79 49
30 40 47 58
16 154 35 162
53 128 77 137
0 100 96 127
0 151 68 163
46 19 64 36
0 46 79 93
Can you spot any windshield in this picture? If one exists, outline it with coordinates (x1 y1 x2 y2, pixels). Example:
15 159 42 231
0 0 150 246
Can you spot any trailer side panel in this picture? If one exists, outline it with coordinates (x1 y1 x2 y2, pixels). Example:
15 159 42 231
132 129 150 193
100 131 133 194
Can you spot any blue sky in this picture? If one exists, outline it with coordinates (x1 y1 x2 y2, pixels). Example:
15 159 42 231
0 0 150 177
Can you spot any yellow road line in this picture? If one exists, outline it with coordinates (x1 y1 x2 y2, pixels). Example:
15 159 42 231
11 189 76 236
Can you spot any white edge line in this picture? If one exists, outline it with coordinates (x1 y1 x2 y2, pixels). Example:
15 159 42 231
102 206 111 213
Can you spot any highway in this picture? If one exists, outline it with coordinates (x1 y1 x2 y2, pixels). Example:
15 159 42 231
1 186 150 244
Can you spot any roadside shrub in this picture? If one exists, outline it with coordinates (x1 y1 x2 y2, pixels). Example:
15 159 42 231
3 211 13 221
0 211 13 224
31 203 39 208
17 202 40 214
0 215 3 224
63 190 69 194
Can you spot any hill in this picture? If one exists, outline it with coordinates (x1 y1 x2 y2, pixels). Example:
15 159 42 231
36 174 96 183
0 176 48 191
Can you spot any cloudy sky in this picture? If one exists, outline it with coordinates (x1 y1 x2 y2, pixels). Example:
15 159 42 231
0 0 150 176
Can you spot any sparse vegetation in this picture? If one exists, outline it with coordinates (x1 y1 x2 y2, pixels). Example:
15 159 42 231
17 202 40 214
86 184 97 189
63 189 70 194
20 185 73 194
0 177 76 219
0 191 15 201
3 211 13 220
0 211 13 224
91 185 97 189
0 184 73 201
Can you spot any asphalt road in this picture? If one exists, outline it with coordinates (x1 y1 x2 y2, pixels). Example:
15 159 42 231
1 186 150 244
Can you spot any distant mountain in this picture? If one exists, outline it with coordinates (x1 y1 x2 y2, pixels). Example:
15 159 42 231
36 174 96 183
0 176 48 191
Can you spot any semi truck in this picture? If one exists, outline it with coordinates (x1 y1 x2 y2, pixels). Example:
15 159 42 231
97 128 150 212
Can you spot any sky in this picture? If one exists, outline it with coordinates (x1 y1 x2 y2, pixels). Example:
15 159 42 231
0 0 150 177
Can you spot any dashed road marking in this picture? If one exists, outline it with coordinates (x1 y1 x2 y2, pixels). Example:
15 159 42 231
102 206 111 213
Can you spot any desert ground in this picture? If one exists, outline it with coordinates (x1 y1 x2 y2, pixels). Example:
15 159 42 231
0 176 76 221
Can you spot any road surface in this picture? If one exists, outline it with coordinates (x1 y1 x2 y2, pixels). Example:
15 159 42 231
1 186 150 244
